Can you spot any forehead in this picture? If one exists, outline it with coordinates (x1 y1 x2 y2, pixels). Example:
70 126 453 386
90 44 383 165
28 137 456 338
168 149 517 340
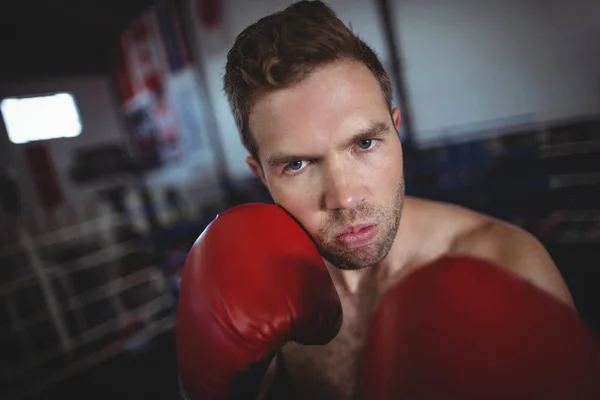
249 61 389 160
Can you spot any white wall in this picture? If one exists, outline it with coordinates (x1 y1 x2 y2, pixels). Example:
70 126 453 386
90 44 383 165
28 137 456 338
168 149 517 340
188 0 600 167
136 68 226 224
0 74 127 217
391 0 600 143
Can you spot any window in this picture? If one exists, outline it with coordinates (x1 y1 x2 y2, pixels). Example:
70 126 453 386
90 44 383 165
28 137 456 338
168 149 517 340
1 93 82 144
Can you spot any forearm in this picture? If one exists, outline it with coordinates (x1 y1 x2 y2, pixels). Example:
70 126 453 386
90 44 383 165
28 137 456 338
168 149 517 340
258 352 296 400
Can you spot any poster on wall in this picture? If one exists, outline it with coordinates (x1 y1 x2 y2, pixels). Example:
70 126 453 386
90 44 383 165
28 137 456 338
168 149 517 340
124 90 182 170
114 1 194 170
165 69 207 155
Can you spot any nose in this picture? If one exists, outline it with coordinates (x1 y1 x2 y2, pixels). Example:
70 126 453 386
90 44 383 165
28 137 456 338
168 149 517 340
322 157 366 211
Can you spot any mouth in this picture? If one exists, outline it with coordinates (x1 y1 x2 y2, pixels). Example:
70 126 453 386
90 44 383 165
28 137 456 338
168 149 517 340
336 224 378 248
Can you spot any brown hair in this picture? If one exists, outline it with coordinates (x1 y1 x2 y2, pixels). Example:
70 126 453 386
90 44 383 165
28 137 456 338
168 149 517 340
223 0 393 161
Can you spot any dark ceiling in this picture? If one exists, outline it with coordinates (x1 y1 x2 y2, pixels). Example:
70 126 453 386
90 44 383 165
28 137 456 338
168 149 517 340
0 0 155 80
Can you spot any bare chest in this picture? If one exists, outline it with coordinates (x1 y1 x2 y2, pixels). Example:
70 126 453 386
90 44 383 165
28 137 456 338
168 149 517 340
281 293 379 400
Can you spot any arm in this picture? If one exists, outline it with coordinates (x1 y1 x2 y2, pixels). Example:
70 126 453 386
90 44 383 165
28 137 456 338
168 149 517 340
257 352 296 400
256 356 278 400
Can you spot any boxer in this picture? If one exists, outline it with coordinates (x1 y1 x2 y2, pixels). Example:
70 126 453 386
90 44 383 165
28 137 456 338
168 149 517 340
177 1 598 399
177 205 599 399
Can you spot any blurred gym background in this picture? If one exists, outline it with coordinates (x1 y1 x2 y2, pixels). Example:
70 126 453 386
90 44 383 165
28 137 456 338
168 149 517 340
0 0 598 398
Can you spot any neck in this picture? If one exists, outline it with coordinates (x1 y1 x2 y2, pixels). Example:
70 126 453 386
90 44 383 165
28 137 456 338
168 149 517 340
325 198 423 295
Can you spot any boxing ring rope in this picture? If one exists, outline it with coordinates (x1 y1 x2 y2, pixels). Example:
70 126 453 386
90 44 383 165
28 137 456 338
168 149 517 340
0 267 167 336
17 225 73 353
540 138 600 158
0 202 177 400
7 313 175 400
1 295 174 381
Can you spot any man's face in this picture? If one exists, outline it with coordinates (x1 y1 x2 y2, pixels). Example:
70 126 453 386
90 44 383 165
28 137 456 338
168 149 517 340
248 61 405 270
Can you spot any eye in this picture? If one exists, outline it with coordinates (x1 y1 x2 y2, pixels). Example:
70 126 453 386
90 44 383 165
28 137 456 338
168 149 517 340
284 160 308 174
357 139 377 151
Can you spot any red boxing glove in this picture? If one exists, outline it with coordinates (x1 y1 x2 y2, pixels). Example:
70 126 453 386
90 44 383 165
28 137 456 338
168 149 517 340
176 203 342 399
359 256 600 400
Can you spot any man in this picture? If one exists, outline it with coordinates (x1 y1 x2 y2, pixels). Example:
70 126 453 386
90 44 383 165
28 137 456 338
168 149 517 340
176 2 597 399
222 0 572 307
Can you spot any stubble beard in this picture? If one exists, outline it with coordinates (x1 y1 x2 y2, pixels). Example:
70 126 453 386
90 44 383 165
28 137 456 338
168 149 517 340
314 178 405 270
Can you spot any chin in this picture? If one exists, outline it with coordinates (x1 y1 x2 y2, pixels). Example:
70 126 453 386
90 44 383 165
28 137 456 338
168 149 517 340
334 263 374 271
321 243 388 271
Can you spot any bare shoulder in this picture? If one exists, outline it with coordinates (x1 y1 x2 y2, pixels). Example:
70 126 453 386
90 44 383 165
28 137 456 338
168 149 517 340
444 204 574 308
407 197 574 308
404 197 486 237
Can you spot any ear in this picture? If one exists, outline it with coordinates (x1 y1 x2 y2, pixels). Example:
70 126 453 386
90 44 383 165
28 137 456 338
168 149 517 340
391 107 402 131
246 156 268 187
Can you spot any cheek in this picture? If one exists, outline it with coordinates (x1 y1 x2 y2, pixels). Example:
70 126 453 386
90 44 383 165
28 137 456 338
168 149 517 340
366 142 404 194
267 181 322 235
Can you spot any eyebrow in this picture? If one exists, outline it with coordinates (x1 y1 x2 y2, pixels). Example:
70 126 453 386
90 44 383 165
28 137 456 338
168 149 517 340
266 122 391 168
344 122 390 148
